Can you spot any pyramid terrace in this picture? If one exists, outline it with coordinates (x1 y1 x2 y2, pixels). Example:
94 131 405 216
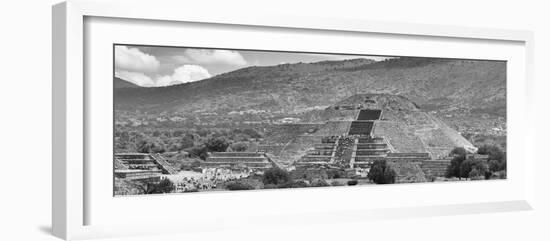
114 153 178 181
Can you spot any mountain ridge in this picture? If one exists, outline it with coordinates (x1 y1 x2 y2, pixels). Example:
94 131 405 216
114 57 506 117
114 77 141 89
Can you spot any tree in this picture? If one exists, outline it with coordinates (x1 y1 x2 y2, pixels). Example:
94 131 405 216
477 145 505 162
230 142 248 152
367 160 397 184
459 158 488 179
204 137 230 152
383 168 397 183
262 168 291 185
186 145 208 160
450 147 468 157
136 139 166 153
468 168 485 180
488 158 506 173
179 136 195 150
477 145 506 172
445 147 468 178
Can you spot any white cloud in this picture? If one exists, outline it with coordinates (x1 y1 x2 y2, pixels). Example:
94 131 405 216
173 49 247 66
170 65 212 83
115 46 160 73
116 65 211 87
115 71 155 87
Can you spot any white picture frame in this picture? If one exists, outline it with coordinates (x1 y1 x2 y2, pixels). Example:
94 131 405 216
52 0 536 240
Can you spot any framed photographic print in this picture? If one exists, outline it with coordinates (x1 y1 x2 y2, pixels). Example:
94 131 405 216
52 0 535 240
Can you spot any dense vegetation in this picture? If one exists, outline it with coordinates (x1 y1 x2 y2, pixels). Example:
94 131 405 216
224 181 255 191
445 145 506 180
115 127 263 160
367 160 397 184
262 168 292 186
145 178 175 194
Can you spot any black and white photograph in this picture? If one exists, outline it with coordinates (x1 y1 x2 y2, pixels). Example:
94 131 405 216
4 0 550 240
113 45 507 195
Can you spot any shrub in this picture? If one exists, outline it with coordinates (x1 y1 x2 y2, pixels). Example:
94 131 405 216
450 147 468 157
460 158 489 179
459 159 477 178
326 169 345 179
225 181 255 191
262 168 291 185
279 180 310 188
477 145 505 161
146 178 175 194
468 168 485 180
311 179 330 187
478 145 506 172
263 184 278 189
205 137 230 152
488 158 506 173
186 145 208 160
230 142 248 152
136 138 166 153
347 180 358 186
367 160 397 184
383 168 397 183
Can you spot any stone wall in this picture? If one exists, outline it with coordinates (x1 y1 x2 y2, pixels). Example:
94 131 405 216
420 160 451 177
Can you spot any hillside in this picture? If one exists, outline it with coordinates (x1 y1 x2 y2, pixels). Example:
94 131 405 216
114 57 506 118
114 77 141 89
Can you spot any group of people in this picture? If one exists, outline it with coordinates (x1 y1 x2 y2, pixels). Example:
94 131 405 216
173 168 253 192
333 135 356 165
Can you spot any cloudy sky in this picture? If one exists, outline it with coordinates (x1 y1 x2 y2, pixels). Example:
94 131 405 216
114 45 390 87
